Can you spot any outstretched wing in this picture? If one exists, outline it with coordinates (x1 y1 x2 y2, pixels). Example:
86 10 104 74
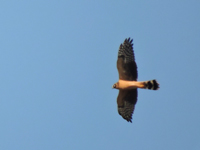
116 38 138 122
117 89 138 122
117 38 137 81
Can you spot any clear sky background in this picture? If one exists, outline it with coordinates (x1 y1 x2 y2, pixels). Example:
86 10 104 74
0 1 200 150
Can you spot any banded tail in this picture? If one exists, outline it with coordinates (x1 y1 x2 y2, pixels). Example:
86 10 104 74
144 80 159 90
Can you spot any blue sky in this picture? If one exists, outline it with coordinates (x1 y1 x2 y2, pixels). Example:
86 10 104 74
0 1 200 150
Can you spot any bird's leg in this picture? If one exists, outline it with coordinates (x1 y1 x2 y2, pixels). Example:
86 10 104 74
128 81 146 89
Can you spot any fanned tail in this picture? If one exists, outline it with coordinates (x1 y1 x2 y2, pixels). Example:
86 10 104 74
144 80 159 90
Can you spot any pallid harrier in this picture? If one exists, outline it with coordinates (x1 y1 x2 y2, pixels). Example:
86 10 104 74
112 38 159 123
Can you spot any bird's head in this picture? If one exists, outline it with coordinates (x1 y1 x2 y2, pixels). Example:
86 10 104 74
112 82 119 89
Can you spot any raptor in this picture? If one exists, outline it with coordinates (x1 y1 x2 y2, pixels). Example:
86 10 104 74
113 38 159 122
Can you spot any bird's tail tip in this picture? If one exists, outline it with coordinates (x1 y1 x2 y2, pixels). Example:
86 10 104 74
144 79 159 90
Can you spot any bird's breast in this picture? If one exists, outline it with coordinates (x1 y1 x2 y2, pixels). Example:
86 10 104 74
118 80 142 90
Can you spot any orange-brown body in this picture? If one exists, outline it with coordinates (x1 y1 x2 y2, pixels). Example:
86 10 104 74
113 79 145 90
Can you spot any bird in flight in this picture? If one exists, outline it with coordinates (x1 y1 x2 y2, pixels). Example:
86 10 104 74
112 38 159 123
